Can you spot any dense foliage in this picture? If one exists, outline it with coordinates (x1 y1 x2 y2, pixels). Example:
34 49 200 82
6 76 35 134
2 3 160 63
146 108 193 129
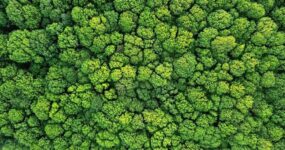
0 0 285 149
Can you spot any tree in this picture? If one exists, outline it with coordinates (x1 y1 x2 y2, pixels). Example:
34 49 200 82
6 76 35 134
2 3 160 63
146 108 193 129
208 9 233 30
6 1 41 29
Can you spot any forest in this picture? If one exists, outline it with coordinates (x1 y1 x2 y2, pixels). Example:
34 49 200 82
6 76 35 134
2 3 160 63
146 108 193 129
0 0 285 149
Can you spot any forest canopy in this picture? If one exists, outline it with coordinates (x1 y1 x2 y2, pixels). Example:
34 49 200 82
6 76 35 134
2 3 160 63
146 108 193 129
0 0 285 149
